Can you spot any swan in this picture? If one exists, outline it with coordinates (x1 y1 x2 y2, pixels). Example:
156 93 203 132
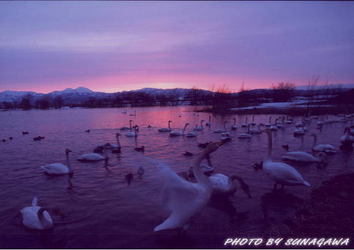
293 128 306 136
205 115 212 127
208 173 252 198
169 123 189 137
231 118 238 130
20 197 53 230
214 121 228 133
311 133 336 154
186 130 198 137
221 132 232 142
121 120 133 132
193 120 204 131
281 151 320 163
154 141 223 232
77 151 105 162
41 149 73 175
158 120 172 132
241 117 248 128
238 125 252 139
112 133 122 153
254 129 310 190
126 122 138 137
249 124 262 135
340 127 354 147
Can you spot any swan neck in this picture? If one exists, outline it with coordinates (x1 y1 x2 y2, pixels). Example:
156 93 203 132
66 153 71 171
37 208 49 227
267 131 273 159
193 152 211 187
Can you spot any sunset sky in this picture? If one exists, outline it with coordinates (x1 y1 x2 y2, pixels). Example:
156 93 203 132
0 1 353 93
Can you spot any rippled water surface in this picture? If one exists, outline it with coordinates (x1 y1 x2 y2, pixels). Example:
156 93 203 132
0 107 353 248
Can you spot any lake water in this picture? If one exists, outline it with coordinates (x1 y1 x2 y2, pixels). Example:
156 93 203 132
0 106 353 248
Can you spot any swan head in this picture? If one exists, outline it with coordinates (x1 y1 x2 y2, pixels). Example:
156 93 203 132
65 148 72 154
253 161 263 171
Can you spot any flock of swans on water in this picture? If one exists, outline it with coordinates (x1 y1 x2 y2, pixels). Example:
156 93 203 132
12 112 354 233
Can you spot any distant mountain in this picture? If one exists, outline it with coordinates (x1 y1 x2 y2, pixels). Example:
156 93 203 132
49 87 94 95
0 90 41 102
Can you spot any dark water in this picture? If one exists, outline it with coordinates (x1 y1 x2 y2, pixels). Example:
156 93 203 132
0 107 353 248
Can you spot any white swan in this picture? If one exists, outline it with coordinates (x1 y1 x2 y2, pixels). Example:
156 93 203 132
20 197 53 230
254 129 310 190
293 127 306 136
341 127 354 145
214 121 228 133
154 142 223 232
158 120 172 132
281 151 320 163
77 152 105 162
193 120 204 131
311 133 336 154
186 130 198 137
169 123 189 137
41 149 73 175
231 118 238 130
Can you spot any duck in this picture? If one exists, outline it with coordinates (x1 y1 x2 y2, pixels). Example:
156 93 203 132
253 129 310 190
183 151 194 157
41 149 73 175
154 141 224 232
20 197 53 230
125 173 134 185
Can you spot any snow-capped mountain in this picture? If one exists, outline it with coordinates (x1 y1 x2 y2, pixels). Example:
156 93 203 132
0 90 41 102
49 87 94 95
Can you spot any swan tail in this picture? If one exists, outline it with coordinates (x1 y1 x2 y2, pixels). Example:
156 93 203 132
32 196 38 206
303 181 311 187
153 216 179 232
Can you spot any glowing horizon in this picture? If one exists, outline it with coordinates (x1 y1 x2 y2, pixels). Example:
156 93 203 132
1 2 353 93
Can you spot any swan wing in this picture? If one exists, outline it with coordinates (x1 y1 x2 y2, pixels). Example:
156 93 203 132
264 161 309 186
21 206 42 230
208 174 230 192
78 153 104 161
282 151 319 162
155 164 209 231
41 163 69 174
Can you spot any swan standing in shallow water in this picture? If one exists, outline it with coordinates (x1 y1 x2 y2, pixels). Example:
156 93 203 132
169 123 189 137
20 197 53 230
154 141 224 232
254 129 310 190
41 149 73 175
